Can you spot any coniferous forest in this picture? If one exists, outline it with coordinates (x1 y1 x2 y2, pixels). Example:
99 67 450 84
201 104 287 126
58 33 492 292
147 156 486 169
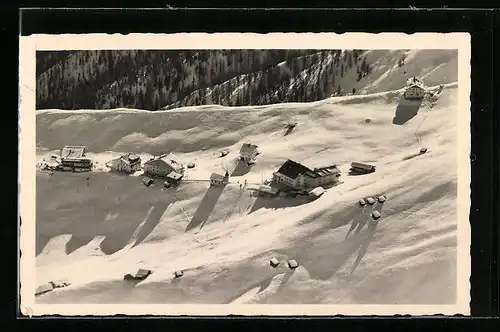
36 49 373 111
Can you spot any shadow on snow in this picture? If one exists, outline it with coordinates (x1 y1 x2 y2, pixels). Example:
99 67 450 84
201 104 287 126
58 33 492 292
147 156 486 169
392 96 423 125
185 184 227 232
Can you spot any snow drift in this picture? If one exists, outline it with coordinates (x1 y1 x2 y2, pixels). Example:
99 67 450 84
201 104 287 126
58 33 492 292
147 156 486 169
35 81 459 305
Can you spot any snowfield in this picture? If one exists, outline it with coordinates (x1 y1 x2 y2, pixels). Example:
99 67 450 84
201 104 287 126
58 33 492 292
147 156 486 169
34 81 462 306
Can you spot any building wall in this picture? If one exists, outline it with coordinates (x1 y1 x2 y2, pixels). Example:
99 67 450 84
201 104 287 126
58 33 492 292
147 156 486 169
144 161 174 177
110 160 132 173
211 178 226 186
297 174 308 188
61 159 92 170
130 162 142 172
405 87 424 99
120 163 131 173
273 172 299 189
305 174 340 188
274 172 340 190
315 174 337 186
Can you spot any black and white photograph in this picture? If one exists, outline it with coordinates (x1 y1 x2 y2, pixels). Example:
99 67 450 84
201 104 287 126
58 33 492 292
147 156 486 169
19 33 471 316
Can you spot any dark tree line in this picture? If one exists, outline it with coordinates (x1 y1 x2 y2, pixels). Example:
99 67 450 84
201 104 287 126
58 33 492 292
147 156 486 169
36 49 372 111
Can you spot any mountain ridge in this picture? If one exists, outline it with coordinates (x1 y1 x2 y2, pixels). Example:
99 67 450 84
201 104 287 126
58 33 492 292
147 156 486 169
36 49 458 111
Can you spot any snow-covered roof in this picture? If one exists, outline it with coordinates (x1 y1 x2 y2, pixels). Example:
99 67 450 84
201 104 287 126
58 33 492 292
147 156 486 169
309 187 326 197
210 173 225 181
276 159 317 180
314 165 341 177
407 83 425 90
258 185 279 194
61 146 86 159
406 77 426 90
145 153 183 171
350 162 375 170
121 153 140 162
239 143 258 155
167 171 183 180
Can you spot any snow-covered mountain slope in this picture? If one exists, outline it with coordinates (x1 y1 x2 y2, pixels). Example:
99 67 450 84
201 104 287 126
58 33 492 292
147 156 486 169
35 82 460 305
36 49 457 111
352 49 457 94
163 49 457 109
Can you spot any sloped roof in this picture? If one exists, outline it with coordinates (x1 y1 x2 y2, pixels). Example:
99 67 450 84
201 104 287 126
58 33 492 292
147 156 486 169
145 153 183 171
121 153 140 162
407 83 425 90
309 186 326 197
61 146 86 159
160 153 183 170
239 143 258 155
351 162 375 170
314 165 341 176
136 269 152 277
116 154 140 165
276 159 318 180
167 171 183 180
210 173 225 181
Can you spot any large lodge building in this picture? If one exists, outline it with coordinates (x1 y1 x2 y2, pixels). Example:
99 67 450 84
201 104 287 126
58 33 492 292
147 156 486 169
272 159 341 190
59 146 93 172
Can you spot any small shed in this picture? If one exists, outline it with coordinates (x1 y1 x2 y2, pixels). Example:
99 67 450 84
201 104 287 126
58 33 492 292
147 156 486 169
124 269 152 281
166 171 183 184
142 177 154 187
350 162 376 175
136 269 152 279
371 210 382 220
309 187 326 199
287 259 299 269
258 185 280 197
174 270 184 278
210 172 229 186
269 258 280 268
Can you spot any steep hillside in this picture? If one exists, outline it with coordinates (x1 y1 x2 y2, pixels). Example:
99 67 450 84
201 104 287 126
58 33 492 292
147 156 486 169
35 49 457 111
35 83 459 305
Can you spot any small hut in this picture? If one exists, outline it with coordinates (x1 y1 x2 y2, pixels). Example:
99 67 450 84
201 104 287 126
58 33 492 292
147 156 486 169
166 171 183 185
124 269 152 281
308 187 326 200
349 162 376 175
269 258 280 268
142 177 154 187
210 171 229 186
287 259 299 269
